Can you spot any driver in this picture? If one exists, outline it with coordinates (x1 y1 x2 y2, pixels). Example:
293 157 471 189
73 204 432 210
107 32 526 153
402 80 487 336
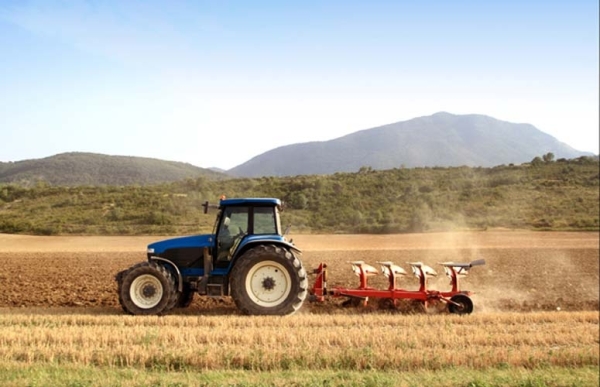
220 216 234 252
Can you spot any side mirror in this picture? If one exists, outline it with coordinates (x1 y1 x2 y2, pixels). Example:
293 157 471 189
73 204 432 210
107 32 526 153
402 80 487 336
202 201 209 214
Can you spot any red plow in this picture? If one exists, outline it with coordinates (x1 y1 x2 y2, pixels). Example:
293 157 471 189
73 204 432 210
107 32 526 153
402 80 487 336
309 259 486 314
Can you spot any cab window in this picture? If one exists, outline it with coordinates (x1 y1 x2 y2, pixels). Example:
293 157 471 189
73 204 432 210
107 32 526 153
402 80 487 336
224 207 249 235
216 206 249 262
253 207 277 235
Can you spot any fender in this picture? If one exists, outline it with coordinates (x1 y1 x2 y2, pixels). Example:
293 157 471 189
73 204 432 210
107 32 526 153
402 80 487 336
231 237 302 267
238 234 301 254
246 239 301 254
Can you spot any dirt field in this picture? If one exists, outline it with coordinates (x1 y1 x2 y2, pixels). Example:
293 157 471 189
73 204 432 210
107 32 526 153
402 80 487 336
0 231 598 313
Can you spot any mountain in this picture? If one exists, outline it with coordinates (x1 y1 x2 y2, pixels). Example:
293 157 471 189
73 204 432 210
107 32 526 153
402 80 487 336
0 152 227 186
228 112 593 177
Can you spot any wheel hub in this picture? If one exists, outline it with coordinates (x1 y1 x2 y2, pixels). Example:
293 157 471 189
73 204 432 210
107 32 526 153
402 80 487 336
142 284 156 298
262 277 276 290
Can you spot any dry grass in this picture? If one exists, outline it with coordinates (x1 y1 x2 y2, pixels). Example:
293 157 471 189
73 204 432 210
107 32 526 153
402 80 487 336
0 311 597 371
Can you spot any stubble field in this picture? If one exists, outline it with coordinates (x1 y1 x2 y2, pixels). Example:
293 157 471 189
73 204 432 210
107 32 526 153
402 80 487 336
0 231 598 386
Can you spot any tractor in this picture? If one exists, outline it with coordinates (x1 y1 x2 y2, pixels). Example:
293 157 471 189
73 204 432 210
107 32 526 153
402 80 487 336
116 197 308 316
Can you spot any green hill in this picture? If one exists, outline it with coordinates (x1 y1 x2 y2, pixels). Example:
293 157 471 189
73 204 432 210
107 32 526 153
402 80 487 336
0 156 597 236
0 152 227 186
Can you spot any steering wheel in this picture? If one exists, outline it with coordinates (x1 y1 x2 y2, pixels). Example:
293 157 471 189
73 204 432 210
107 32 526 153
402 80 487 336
228 227 246 251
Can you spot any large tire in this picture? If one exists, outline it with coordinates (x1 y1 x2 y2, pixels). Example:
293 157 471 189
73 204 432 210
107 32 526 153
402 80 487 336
116 261 147 313
118 262 178 315
230 244 307 315
116 269 127 313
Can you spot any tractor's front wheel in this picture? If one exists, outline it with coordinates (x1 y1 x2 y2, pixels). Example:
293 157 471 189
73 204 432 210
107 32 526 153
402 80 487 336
118 262 177 315
230 245 307 315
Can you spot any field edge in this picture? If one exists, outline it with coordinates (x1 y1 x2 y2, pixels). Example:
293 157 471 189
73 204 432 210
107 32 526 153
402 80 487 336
0 363 598 387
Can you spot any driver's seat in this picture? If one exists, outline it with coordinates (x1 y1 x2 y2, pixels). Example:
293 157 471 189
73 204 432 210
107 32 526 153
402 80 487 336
216 234 244 266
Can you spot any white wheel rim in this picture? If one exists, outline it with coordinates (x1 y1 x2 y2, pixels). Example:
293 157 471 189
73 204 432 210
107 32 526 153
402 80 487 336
130 274 164 309
245 260 292 307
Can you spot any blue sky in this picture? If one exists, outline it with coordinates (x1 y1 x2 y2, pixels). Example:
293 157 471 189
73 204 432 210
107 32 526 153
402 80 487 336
1 0 598 169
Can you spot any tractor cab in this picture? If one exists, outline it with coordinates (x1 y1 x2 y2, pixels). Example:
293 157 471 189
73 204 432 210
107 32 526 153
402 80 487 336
212 198 285 267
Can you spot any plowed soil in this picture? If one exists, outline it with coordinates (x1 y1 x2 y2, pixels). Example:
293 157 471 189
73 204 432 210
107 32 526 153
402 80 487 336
0 232 597 314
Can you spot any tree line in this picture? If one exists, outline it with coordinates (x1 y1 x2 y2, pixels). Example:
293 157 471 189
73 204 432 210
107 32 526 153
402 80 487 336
0 156 598 235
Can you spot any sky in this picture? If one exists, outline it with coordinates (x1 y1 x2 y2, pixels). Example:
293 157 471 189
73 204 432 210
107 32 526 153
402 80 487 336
0 0 598 170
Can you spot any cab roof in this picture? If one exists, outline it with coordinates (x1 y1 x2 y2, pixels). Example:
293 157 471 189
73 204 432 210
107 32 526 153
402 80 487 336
219 198 281 207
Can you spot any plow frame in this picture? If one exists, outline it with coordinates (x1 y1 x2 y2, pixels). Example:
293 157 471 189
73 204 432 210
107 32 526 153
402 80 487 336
309 259 485 314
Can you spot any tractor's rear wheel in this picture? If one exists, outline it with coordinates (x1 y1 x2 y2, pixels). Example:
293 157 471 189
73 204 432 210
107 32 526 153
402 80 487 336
447 294 474 315
230 245 307 315
118 262 177 315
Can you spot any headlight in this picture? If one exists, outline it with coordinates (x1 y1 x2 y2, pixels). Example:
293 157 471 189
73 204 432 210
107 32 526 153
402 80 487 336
147 248 155 254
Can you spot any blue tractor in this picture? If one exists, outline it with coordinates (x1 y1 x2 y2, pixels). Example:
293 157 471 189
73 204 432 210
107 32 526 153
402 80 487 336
116 198 308 316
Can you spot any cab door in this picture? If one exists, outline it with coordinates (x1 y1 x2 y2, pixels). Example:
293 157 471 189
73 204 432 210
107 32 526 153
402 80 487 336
215 206 249 264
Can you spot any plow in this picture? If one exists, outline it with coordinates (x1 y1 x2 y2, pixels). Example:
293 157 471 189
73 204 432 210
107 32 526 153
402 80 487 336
116 197 486 316
309 259 485 314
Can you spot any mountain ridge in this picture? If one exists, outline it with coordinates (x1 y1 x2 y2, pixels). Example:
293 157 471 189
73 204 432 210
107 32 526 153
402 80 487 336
1 113 593 185
228 112 592 177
